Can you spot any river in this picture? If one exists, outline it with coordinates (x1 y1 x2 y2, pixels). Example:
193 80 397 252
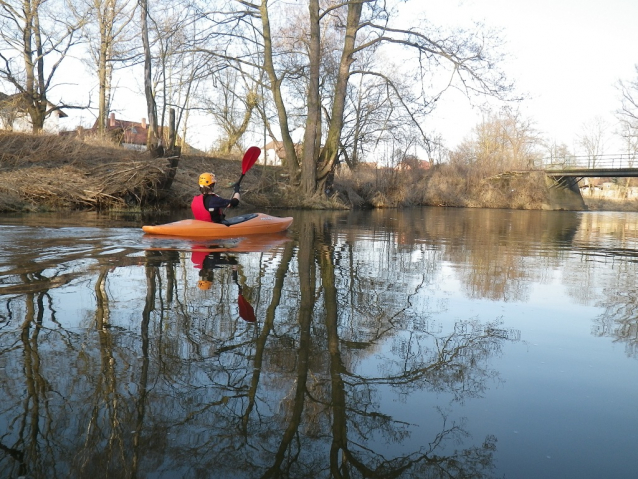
0 207 637 478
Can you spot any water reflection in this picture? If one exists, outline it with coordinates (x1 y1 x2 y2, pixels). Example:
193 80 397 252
1 208 638 478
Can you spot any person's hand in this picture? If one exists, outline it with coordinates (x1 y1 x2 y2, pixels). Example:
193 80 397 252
233 182 241 194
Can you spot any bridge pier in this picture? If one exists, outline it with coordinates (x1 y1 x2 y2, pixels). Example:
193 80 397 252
545 175 586 210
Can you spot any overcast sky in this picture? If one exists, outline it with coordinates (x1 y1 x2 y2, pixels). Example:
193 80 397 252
424 0 638 154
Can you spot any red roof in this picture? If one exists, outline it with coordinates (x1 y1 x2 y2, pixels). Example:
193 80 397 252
91 114 150 146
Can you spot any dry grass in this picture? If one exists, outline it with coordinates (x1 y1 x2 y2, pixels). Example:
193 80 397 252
583 197 638 211
0 131 130 167
0 131 294 212
0 132 172 211
334 164 426 207
336 163 553 210
4 131 636 213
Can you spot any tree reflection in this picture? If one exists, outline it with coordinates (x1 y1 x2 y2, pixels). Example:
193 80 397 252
164 212 511 478
140 215 510 477
0 286 62 478
593 288 638 358
310 214 503 477
582 219 638 357
0 215 518 479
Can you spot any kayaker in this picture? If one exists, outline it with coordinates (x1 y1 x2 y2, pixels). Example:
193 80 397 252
191 172 241 223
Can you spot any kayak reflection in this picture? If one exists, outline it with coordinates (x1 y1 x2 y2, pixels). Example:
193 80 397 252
142 232 292 324
191 250 256 323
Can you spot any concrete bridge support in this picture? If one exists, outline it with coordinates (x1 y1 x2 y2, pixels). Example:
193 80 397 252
545 175 586 210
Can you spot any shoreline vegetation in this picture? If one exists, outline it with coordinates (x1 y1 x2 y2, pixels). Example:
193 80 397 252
1 132 637 214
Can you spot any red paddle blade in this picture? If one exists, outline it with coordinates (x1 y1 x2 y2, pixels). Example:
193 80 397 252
238 294 256 322
242 146 261 175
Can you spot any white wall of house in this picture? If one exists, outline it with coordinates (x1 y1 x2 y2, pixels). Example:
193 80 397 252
122 142 147 151
260 148 283 166
0 109 64 133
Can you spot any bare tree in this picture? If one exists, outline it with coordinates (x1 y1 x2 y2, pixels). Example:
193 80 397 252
139 0 160 152
0 0 85 132
613 121 638 194
134 0 211 154
616 66 638 169
450 108 543 176
151 3 199 149
616 64 638 133
340 50 434 170
578 116 609 168
200 68 259 153
544 141 576 169
82 0 137 134
617 121 638 166
227 0 512 196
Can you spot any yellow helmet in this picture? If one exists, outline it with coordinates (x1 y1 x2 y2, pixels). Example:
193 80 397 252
199 172 216 188
197 280 212 291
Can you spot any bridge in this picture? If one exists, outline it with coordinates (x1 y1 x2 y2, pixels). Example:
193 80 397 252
512 154 638 210
541 154 638 177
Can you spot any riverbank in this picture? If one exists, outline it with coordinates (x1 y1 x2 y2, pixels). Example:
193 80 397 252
2 132 637 212
0 132 299 213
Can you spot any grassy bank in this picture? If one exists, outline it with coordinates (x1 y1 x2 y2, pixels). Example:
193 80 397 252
0 132 294 213
1 132 636 213
335 162 552 209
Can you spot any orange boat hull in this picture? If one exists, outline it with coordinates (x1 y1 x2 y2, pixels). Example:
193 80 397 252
142 213 293 238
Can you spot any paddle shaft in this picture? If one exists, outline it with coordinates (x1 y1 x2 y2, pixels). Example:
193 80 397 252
236 173 247 188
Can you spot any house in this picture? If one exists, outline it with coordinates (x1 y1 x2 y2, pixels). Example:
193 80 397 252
93 113 150 151
61 113 189 154
396 156 432 171
90 113 189 152
0 92 68 133
262 140 303 166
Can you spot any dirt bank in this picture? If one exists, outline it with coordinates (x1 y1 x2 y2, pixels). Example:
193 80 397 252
0 132 297 213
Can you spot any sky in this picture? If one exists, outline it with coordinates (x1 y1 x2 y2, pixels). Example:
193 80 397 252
57 0 638 156
422 0 638 154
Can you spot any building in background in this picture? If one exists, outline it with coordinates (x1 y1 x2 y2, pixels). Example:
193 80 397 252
0 92 68 133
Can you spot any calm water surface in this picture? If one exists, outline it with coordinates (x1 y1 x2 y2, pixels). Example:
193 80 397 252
1 207 637 478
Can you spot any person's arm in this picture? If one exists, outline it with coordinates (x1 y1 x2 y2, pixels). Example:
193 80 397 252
204 195 234 210
229 192 240 207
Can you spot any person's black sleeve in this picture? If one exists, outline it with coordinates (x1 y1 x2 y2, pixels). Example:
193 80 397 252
204 195 232 209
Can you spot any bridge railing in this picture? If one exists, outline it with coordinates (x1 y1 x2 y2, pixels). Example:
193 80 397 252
543 154 638 170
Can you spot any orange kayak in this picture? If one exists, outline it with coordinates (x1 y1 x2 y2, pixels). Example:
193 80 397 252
142 213 293 238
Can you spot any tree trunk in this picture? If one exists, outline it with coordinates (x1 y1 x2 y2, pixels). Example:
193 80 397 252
300 0 321 195
315 1 363 194
33 7 47 132
97 21 110 136
140 0 159 152
168 108 176 153
259 0 299 178
219 90 257 153
23 2 46 132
